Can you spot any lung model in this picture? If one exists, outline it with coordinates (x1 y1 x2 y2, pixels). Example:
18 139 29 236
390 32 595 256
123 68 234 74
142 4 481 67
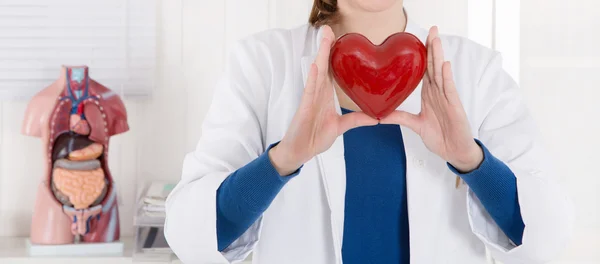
22 66 129 244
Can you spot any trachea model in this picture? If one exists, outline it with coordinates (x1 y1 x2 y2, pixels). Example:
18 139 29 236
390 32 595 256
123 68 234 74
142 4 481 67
22 66 129 244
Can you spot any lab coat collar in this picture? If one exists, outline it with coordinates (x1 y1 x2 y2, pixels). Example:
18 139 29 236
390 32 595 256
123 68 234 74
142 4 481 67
300 12 430 264
306 11 426 59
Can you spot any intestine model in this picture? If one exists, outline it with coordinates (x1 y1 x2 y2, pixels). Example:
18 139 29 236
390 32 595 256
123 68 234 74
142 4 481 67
22 66 128 244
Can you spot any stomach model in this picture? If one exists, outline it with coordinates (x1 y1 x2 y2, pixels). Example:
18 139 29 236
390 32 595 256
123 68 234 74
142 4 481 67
24 66 129 244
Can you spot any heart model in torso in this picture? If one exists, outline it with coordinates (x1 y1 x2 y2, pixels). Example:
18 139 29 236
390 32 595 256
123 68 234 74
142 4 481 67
22 66 129 245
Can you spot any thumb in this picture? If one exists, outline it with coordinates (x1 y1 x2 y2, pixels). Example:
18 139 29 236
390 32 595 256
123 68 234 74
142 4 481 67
337 112 378 135
380 111 421 132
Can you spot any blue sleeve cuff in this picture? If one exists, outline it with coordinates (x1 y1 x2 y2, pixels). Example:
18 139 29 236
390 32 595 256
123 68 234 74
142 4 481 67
447 139 525 245
216 142 302 251
447 139 508 183
227 142 301 208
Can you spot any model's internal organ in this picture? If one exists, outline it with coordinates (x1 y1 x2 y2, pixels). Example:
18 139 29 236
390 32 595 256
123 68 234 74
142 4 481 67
52 167 107 210
51 125 110 236
46 68 124 238
63 205 102 237
51 159 108 208
69 143 103 161
54 159 101 171
70 114 90 136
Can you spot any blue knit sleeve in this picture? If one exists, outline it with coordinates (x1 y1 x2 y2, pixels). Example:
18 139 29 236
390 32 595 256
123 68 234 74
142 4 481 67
216 143 301 251
447 139 525 245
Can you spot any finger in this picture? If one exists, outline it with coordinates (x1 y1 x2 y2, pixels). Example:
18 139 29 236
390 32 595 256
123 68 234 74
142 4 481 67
316 26 335 68
426 27 437 82
423 72 438 104
442 61 460 104
337 112 378 135
379 111 421 133
420 71 430 102
432 37 445 90
431 25 439 39
315 26 335 88
302 63 319 99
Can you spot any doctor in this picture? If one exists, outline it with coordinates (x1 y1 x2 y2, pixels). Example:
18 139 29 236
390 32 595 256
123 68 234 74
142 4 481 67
165 0 572 263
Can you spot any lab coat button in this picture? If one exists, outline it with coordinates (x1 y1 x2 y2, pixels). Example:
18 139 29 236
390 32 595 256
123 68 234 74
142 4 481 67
413 157 425 167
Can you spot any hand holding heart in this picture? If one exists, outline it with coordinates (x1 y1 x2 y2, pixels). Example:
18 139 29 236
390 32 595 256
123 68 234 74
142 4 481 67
269 26 378 176
380 27 483 172
270 25 483 175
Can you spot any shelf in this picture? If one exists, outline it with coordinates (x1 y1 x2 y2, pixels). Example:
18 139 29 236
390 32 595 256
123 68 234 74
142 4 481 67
134 181 168 227
134 210 166 227
0 237 178 264
0 237 251 264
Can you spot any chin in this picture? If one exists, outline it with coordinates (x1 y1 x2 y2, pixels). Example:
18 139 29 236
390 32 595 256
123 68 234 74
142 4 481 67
351 0 398 12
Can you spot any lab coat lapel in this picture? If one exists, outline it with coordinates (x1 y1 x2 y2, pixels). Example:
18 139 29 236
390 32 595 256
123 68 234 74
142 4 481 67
396 80 437 264
401 19 444 264
301 26 346 264
300 20 441 264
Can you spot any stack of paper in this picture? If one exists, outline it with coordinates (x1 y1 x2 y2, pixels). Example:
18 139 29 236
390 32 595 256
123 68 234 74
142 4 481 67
141 182 175 218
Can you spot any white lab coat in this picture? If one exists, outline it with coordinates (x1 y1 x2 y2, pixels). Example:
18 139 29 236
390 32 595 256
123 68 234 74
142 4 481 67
165 19 573 264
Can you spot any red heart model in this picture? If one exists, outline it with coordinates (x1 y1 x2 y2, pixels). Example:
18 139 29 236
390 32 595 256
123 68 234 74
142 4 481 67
330 32 427 119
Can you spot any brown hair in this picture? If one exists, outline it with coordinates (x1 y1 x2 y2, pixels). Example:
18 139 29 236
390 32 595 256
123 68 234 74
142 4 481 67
309 0 339 27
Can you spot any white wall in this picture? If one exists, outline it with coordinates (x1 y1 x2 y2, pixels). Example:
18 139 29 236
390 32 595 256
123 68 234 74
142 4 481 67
521 0 600 262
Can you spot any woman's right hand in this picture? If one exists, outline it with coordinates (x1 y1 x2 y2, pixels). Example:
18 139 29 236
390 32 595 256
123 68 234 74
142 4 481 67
269 26 378 176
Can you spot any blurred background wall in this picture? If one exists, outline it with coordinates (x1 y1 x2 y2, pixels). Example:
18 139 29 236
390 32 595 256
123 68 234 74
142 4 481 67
520 0 599 262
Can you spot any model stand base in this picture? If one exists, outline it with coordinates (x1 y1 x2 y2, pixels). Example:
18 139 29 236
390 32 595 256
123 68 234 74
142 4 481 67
26 239 124 257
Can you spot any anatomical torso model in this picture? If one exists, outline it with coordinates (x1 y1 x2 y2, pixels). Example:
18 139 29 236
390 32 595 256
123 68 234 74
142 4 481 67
22 66 128 245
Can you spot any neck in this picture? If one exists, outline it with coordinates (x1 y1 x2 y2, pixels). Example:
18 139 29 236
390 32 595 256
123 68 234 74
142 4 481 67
58 65 89 88
331 1 406 45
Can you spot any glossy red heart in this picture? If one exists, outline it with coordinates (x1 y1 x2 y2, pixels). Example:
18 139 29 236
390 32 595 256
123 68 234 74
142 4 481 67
330 32 427 119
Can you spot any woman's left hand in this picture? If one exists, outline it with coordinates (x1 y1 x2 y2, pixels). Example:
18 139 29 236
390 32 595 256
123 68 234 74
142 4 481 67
380 26 483 172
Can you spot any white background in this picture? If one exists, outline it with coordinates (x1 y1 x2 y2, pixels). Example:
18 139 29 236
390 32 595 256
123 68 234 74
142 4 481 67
0 0 157 100
519 0 600 262
0 0 597 263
